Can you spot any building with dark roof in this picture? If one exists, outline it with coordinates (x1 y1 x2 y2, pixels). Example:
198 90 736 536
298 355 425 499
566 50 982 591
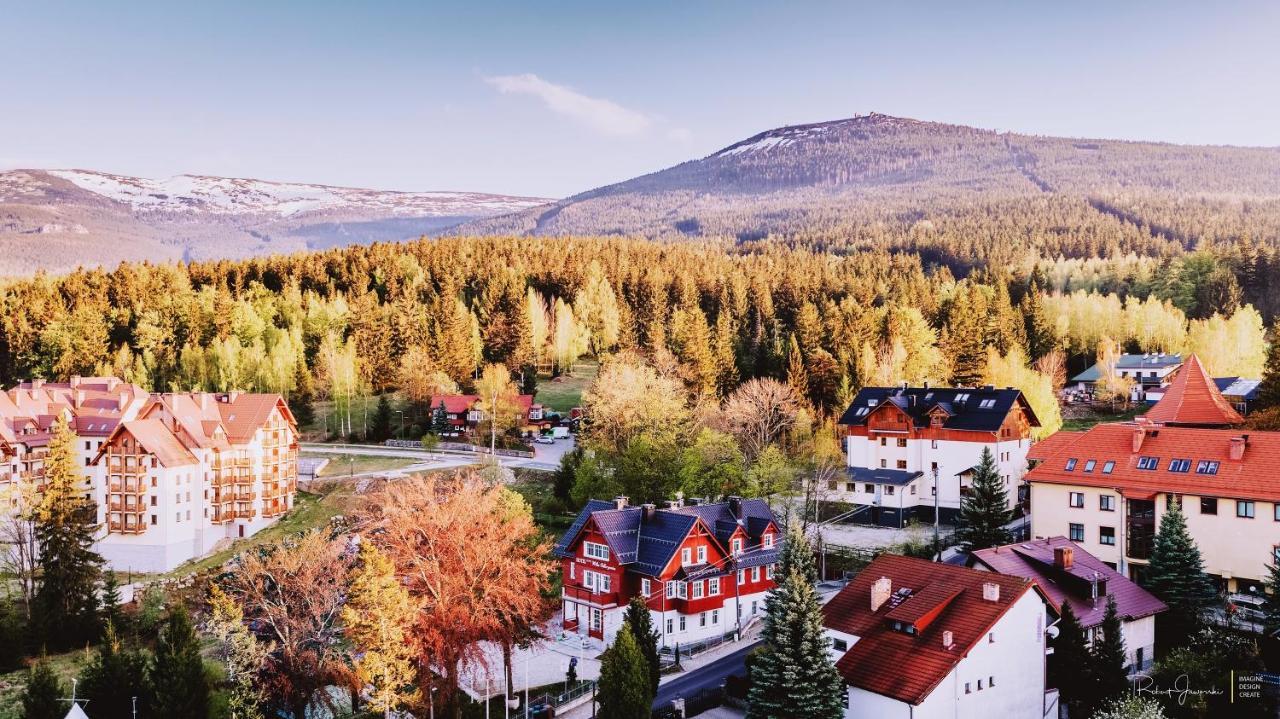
835 385 1040 526
972 537 1166 672
554 494 779 645
1027 354 1277 593
822 554 1053 718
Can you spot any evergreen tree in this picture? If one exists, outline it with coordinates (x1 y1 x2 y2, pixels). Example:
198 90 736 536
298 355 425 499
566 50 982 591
775 521 818 585
519 363 538 397
149 604 210 717
785 335 809 404
79 622 151 719
623 596 661 696
596 622 653 719
290 360 316 428
207 586 264 719
101 572 126 634
1021 280 1056 360
1088 594 1129 712
32 417 104 648
20 657 63 719
1257 326 1280 410
1145 501 1216 648
0 600 24 672
1262 550 1280 635
957 447 1012 552
370 393 394 441
342 542 420 715
431 400 450 435
747 527 845 719
946 282 990 386
1048 601 1091 716
553 446 584 502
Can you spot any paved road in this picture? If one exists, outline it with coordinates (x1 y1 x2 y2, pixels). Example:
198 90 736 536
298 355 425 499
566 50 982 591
299 439 572 472
653 642 758 711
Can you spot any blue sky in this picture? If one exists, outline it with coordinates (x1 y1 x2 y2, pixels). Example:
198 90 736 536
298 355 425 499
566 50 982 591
3 1 1278 197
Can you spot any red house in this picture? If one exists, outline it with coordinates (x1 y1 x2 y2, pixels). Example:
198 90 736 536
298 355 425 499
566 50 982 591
554 495 780 645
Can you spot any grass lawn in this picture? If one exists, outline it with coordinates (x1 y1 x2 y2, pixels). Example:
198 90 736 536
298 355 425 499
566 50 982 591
307 452 420 478
1060 404 1148 431
302 391 404 438
535 361 597 413
0 648 93 718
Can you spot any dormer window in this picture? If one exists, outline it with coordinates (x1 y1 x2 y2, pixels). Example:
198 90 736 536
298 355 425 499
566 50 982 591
867 399 878 407
763 533 774 548
681 547 692 566
732 537 743 554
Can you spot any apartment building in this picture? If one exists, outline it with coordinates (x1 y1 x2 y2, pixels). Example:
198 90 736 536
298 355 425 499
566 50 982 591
835 385 1040 526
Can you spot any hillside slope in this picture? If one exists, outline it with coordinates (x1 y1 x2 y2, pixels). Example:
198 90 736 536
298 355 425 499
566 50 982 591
0 169 551 275
459 114 1280 257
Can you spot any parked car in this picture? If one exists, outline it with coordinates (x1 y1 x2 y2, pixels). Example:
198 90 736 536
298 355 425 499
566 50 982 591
551 426 570 439
1227 592 1268 623
536 436 555 445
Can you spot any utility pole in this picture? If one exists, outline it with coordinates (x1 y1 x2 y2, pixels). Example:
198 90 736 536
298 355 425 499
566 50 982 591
933 466 941 561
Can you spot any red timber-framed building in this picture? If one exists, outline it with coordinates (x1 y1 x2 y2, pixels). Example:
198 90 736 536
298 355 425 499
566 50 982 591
553 495 780 645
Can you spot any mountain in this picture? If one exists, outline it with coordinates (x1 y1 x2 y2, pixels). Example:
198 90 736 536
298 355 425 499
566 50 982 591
0 169 550 275
458 113 1280 248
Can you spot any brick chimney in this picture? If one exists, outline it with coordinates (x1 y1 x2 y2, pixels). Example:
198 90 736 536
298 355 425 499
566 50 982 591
942 630 954 649
982 582 1001 603
642 503 656 521
1230 435 1248 461
1054 546 1074 570
1132 425 1146 452
614 495 629 510
69 375 82 389
728 495 742 515
871 577 892 612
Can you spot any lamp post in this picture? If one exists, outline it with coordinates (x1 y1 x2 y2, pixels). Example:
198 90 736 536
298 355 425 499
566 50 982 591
932 466 941 561
396 409 405 440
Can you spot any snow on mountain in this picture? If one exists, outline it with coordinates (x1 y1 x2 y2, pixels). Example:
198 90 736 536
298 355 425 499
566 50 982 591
43 170 546 218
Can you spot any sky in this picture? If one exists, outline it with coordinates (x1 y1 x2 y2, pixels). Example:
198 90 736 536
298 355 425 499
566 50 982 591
3 1 1279 198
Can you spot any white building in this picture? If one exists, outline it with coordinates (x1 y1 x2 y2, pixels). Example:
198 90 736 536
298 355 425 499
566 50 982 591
834 385 1040 526
822 554 1055 719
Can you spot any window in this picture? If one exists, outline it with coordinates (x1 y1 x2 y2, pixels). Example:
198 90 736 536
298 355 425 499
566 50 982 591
896 438 907 447
1069 492 1084 508
965 682 971 694
667 618 674 634
681 548 692 566
880 437 887 446
1102 461 1115 474
1196 460 1220 475
763 533 774 548
752 567 761 582
832 637 848 652
1275 505 1280 522
697 546 707 564
979 399 996 409
989 676 995 687
1100 526 1116 546
845 482 855 492
692 581 704 599
1084 460 1096 473
988 632 995 643
1168 459 1191 473
868 399 878 407
737 569 745 584
765 564 775 579
675 581 687 599
569 563 576 580
1237 500 1256 519
854 407 868 417
666 581 676 599
955 393 970 403
880 459 887 468
1201 497 1218 515
1065 458 1078 471
865 483 874 493
1069 523 1084 542
711 609 719 625
709 578 721 596
699 612 707 627
642 578 651 597
978 679 984 690
1100 495 1115 512
732 538 743 553
896 460 907 469
584 542 610 561
1137 456 1159 470
679 616 686 631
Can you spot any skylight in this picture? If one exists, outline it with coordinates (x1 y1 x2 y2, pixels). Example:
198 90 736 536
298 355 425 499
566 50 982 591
1136 456 1159 470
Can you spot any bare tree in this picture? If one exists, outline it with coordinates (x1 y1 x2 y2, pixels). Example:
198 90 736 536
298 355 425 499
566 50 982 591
0 482 39 614
718 378 803 462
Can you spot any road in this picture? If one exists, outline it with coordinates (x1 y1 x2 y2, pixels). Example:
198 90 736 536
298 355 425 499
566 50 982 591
299 437 574 473
653 642 758 711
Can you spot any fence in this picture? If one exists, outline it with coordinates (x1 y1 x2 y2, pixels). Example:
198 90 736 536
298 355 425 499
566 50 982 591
382 439 535 458
526 679 596 712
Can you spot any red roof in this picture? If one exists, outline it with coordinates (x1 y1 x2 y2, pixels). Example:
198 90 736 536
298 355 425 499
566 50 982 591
1026 422 1280 502
971 537 1166 629
1143 354 1243 427
430 395 479 414
1028 431 1084 463
822 555 1038 705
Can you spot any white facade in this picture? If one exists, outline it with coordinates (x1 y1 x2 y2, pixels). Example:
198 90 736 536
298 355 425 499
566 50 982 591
828 589 1050 719
837 434 1032 516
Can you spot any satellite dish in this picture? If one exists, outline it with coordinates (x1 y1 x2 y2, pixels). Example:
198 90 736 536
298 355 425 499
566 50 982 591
1046 625 1060 639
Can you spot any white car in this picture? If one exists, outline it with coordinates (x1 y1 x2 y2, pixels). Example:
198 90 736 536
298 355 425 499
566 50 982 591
535 436 555 445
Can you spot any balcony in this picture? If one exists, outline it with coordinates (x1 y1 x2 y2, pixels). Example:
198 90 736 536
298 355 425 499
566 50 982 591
108 482 146 495
107 514 147 535
562 583 620 608
1126 499 1155 561
234 507 257 520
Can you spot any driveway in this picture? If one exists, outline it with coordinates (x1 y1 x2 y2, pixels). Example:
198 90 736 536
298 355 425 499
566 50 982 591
529 435 576 470
653 642 757 711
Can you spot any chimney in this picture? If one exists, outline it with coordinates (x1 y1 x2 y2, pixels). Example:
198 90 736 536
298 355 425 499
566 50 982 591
871 577 892 612
982 582 1001 603
1230 436 1247 461
199 394 209 411
1132 426 1146 452
1054 546 1074 570
728 495 742 516
613 495 629 510
70 375 82 389
642 503 657 521
923 380 930 390
942 630 954 649
73 390 85 409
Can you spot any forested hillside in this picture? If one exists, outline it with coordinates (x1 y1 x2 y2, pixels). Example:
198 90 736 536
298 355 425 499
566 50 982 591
1 234 1275 441
461 114 1280 275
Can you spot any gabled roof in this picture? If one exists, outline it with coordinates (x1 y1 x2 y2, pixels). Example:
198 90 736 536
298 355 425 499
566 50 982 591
1143 354 1243 427
1026 422 1280 502
839 386 1039 433
823 554 1039 705
1027 431 1084 463
971 537 1166 628
1071 353 1182 382
108 419 199 467
430 395 480 414
1215 377 1261 401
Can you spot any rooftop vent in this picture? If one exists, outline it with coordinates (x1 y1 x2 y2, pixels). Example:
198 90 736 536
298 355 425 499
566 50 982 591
982 582 1000 603
942 630 954 649
871 577 893 612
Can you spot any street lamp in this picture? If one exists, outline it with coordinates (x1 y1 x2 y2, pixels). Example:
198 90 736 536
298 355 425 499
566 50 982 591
396 409 406 440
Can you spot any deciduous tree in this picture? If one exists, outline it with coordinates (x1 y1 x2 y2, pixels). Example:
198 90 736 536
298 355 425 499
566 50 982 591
343 542 420 716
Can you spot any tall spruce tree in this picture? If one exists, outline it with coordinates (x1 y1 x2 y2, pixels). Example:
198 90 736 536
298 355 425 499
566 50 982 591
785 335 809 405
1048 601 1091 716
431 400 450 435
1088 594 1129 712
101 572 126 634
746 526 845 719
370 394 394 441
1258 327 1280 410
946 282 990 386
32 416 104 648
1145 501 1215 648
623 596 661 696
957 447 1012 552
597 622 653 719
1021 280 1056 361
20 657 63 719
79 621 152 719
149 604 210 717
1263 550 1280 635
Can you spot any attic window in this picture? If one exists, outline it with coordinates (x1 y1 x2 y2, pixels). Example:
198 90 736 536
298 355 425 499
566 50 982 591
1137 456 1159 470
954 393 970 403
855 408 869 417
867 399 879 407
1064 458 1078 471
1168 459 1191 473
1196 461 1219 475
979 399 996 409
1083 460 1096 473
1102 461 1115 474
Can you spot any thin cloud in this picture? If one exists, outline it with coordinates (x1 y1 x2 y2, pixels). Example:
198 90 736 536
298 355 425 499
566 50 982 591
484 73 653 137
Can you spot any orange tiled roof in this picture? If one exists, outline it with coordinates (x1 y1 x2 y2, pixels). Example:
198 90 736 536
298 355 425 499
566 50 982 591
1028 431 1084 463
430 394 480 414
1026 422 1280 502
1143 354 1243 427
822 554 1038 705
115 419 199 467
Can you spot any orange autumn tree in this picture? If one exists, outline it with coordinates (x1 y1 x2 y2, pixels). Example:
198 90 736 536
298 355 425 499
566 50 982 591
360 472 555 717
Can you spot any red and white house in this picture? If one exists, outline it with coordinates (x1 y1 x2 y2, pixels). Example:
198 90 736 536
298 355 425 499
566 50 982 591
428 393 543 436
554 495 780 645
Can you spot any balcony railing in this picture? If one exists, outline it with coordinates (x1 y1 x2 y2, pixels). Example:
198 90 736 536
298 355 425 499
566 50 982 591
562 584 620 607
